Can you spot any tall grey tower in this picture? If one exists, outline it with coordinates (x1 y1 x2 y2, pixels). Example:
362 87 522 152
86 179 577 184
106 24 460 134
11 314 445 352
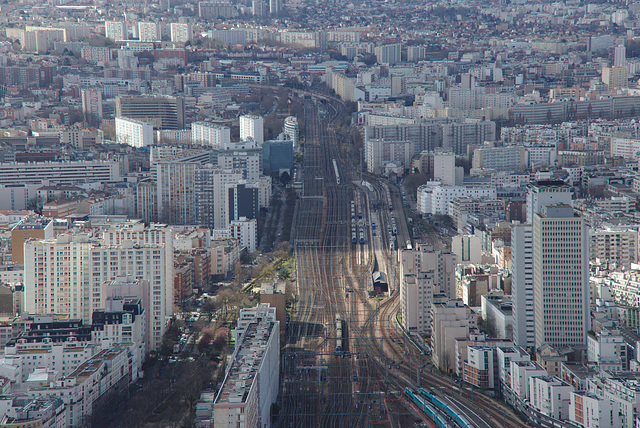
533 204 589 349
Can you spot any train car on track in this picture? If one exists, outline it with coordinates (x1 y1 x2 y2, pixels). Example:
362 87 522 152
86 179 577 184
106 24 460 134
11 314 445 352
332 159 340 185
404 388 449 428
418 388 474 428
336 314 343 352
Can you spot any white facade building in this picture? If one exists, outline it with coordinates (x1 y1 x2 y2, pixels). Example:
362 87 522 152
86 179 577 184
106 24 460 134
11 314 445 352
90 242 168 352
529 376 572 420
610 137 640 161
480 295 514 340
1 337 96 382
510 360 547 402
0 161 121 185
526 146 557 169
105 21 126 41
283 116 299 147
170 23 192 43
433 149 455 186
570 392 620 428
23 223 173 353
138 22 160 42
218 151 261 181
495 346 531 390
24 234 94 322
156 162 198 225
417 182 497 215
230 217 258 253
400 245 457 333
587 330 627 371
213 169 244 230
511 225 534 349
115 117 153 148
600 375 640 428
239 115 264 144
374 43 401 65
191 122 231 147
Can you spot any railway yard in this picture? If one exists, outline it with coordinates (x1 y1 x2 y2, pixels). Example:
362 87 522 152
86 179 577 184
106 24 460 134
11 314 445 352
276 91 529 428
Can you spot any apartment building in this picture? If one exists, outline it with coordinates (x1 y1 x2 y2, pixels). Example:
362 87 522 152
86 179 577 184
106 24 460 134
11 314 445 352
97 223 174 351
0 160 121 185
191 122 231 147
24 233 95 322
170 23 192 43
230 217 258 253
81 89 103 125
115 117 153 148
105 21 126 41
431 299 475 372
400 244 457 333
590 226 638 268
156 162 198 225
138 22 160 42
239 114 264 144
24 346 131 427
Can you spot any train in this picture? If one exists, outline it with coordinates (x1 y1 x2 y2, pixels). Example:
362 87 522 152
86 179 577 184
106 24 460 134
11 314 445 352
332 159 340 185
404 388 449 428
418 388 474 428
336 314 343 352
351 200 358 243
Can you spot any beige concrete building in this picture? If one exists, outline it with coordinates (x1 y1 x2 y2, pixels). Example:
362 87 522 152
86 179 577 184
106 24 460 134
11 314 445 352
590 226 638 269
431 299 475 372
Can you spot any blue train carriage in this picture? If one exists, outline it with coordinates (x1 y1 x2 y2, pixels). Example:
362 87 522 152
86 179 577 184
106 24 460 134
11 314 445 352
418 388 473 428
335 314 343 352
404 388 448 428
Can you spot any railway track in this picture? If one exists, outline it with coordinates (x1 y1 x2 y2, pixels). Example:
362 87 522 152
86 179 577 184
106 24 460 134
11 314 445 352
275 87 528 428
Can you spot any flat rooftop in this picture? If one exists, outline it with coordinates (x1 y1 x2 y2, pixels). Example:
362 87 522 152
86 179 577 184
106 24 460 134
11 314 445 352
215 318 275 406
